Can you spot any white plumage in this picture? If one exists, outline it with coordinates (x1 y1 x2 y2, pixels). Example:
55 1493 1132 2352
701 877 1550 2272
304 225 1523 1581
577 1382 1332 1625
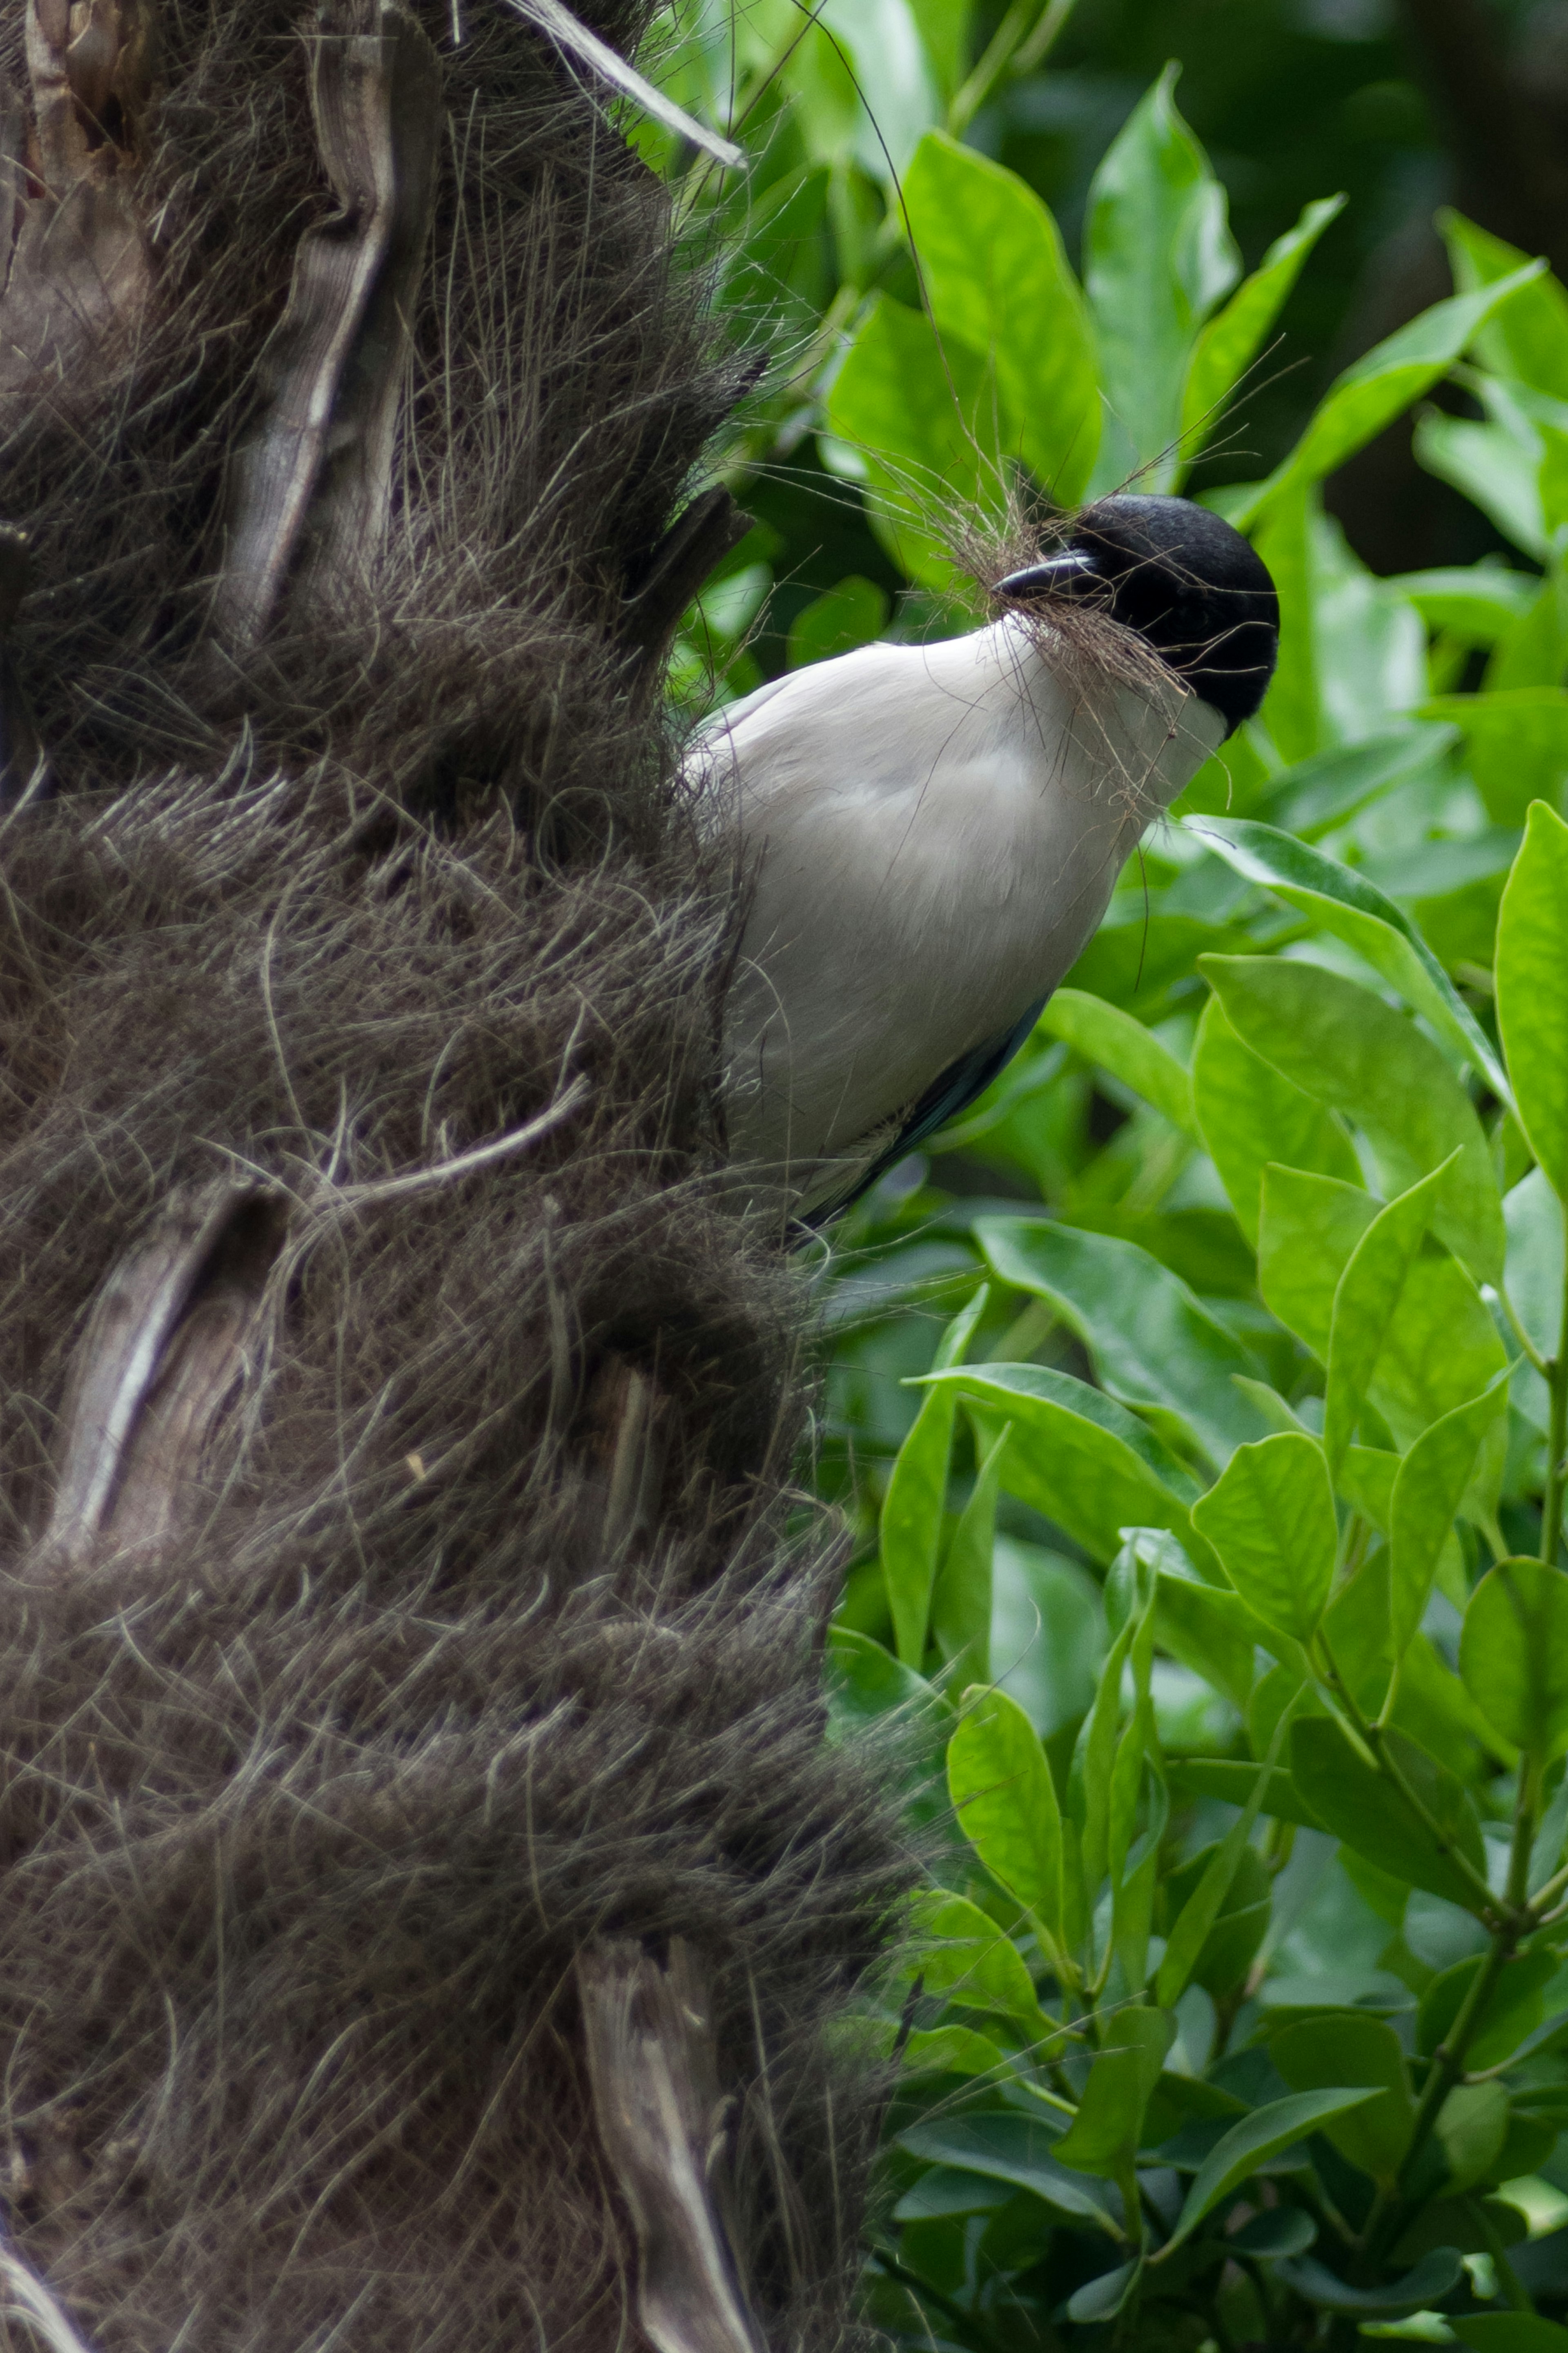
698 614 1222 1212
694 493 1278 1220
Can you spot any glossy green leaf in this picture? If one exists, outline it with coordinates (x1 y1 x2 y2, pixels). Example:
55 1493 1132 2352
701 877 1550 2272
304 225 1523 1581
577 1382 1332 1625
921 1364 1218 1574
1390 1380 1510 1656
880 1290 987 1667
1203 955 1505 1283
1192 997 1361 1247
929 1423 1007 1684
906 1889 1051 2038
1290 1716 1489 1912
1156 1758 1273 2007
1192 1433 1337 1642
1498 803 1568 1203
891 2161 1012 2217
1451 2318 1568 2353
1254 722 1458 840
1324 1162 1453 1472
975 1217 1271 1466
1419 1948 1557 2071
1442 209 1568 397
898 2116 1122 2235
948 1686 1063 1935
1270 2012 1413 2184
1506 1169 1566 1365
1422 689 1568 827
1154 1565 1261 1712
1160 2088 1382 2253
1259 1168 1376 1356
1278 2250 1465 2316
786 575 889 669
1234 259 1546 526
1084 64 1238 486
1038 988 1199 1141
1388 569 1537 645
1187 819 1509 1102
1166 1756 1327 1833
1437 2079 1511 2192
1053 2007 1174 2177
1179 195 1346 472
1065 2261 1143 2322
1460 1558 1568 1760
882 1390 954 1668
826 294 1002 590
1415 412 1547 560
902 131 1100 504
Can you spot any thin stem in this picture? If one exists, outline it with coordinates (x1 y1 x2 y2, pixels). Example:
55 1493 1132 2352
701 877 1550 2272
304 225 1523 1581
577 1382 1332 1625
947 0 1076 134
1315 1635 1501 1915
1365 1771 1537 2269
1541 1225 1568 1564
1498 1279 1551 1378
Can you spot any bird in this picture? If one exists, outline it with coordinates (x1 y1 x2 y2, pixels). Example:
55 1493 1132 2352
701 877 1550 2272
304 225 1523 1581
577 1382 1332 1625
695 493 1279 1222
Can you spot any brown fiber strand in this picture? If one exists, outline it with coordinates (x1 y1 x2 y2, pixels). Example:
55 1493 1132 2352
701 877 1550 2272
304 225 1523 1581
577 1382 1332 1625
0 3 914 2349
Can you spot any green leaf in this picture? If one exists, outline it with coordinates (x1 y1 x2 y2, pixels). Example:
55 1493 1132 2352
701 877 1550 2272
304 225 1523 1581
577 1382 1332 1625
1166 1756 1328 1833
1497 803 1568 1204
892 2162 1012 2217
1038 988 1199 1141
1441 210 1568 397
902 131 1099 504
1083 62 1239 486
1258 1166 1376 1357
974 1217 1272 1466
1387 570 1537 646
1415 413 1547 561
1159 1842 1270 2001
1290 1716 1488 1912
947 1686 1063 1936
906 1889 1051 2038
786 575 889 669
921 1363 1218 1574
1053 2007 1175 2177
1423 689 1568 827
1156 1760 1273 2007
881 1290 987 1667
1451 2319 1568 2353
826 294 1002 591
1234 260 1547 526
1437 2079 1511 2192
1065 2260 1143 2322
1324 1161 1454 1472
1188 819 1509 1103
1389 1380 1510 1657
1154 1564 1261 1712
1192 997 1361 1248
930 1423 1007 1683
1202 956 1505 1283
1192 1433 1338 1643
1419 1949 1558 2071
1178 195 1346 475
898 2115 1122 2235
1460 1558 1568 1761
1270 2012 1414 2184
1160 2088 1382 2254
1254 723 1459 842
1506 1168 1566 1367
882 1387 955 1668
1278 2250 1465 2317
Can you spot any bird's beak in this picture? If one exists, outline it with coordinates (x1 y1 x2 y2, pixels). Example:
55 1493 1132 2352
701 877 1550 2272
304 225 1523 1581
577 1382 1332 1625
994 548 1098 599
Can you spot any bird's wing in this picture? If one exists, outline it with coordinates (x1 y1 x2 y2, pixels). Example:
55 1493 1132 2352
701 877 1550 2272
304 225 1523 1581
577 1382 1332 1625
804 996 1047 1227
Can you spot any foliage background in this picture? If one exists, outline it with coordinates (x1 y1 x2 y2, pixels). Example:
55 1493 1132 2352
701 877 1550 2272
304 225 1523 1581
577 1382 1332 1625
644 2 1568 2347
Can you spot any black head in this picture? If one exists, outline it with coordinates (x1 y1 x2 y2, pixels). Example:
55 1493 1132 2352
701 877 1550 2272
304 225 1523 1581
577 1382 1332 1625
996 493 1279 738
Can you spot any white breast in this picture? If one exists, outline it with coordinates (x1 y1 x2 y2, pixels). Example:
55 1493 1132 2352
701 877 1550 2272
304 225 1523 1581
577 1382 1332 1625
695 618 1223 1207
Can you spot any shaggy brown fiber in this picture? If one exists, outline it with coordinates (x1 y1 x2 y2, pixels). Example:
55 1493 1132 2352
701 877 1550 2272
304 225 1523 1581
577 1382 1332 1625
0 3 913 2348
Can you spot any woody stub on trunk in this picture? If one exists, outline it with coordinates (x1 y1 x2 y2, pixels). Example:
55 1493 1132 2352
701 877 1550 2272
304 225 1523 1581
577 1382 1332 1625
0 4 910 2350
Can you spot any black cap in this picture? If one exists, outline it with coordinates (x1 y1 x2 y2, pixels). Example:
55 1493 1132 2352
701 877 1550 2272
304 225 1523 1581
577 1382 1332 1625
996 493 1279 738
